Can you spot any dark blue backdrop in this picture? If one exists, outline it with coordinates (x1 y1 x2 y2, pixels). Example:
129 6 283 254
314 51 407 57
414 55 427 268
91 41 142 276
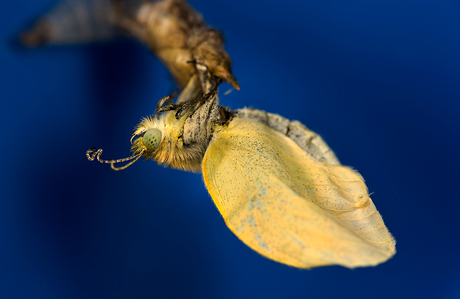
2 0 460 298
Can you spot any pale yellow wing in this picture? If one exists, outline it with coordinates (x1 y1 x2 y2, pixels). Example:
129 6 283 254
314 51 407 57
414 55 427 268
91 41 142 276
202 116 395 268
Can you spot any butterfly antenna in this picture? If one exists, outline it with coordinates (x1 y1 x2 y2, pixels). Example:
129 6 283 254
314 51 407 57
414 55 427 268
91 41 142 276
86 147 145 171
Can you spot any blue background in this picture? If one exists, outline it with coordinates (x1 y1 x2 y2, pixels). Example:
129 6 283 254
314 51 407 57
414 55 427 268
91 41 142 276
2 0 460 298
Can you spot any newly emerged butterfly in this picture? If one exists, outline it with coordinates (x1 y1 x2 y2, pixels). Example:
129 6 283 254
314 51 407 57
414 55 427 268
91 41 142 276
87 74 396 269
23 0 396 269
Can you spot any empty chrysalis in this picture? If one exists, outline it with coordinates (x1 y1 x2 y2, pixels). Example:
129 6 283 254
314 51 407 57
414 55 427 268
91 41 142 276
20 0 239 104
87 84 396 269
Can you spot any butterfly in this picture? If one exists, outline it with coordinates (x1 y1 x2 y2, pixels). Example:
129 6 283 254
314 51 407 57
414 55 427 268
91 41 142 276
87 83 396 269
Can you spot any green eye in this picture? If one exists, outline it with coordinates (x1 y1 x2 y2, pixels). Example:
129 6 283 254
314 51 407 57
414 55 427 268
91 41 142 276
143 129 162 151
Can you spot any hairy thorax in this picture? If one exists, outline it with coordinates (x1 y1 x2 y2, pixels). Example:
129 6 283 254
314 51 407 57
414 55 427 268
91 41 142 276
131 89 222 172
